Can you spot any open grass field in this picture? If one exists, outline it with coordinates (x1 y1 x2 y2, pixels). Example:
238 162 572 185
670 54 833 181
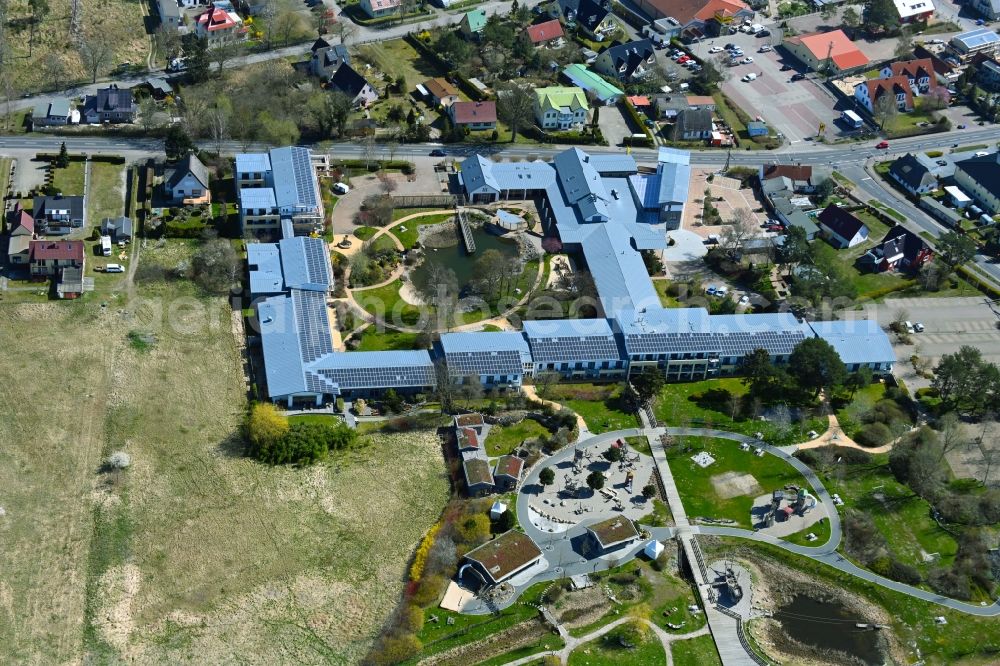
544 382 639 433
0 240 450 664
352 325 422 351
51 159 86 194
87 161 124 227
394 212 453 250
486 418 550 456
666 437 811 526
671 634 722 666
654 378 826 446
354 39 443 94
567 622 665 665
3 0 151 91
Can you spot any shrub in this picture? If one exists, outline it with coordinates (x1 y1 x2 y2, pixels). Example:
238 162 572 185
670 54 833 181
371 633 422 665
247 403 289 453
409 523 441 582
106 451 132 469
401 605 424 633
411 573 447 607
854 422 892 448
252 420 356 465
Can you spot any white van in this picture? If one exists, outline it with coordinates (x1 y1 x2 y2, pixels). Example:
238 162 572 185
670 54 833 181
105 263 124 273
100 235 112 257
742 72 758 82
332 182 350 195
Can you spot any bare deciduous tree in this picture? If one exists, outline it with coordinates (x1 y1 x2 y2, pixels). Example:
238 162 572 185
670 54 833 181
79 35 112 83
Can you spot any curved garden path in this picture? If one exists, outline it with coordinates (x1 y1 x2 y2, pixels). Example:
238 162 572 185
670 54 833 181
794 412 894 454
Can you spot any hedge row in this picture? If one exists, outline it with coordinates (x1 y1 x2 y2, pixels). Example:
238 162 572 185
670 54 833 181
621 97 653 144
405 33 486 102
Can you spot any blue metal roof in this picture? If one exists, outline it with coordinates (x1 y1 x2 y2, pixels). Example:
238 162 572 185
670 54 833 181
657 148 691 205
588 154 637 175
461 154 501 193
247 243 284 297
440 331 530 355
240 187 276 209
258 294 308 397
953 28 1000 50
809 319 896 366
554 148 611 221
278 237 332 292
440 332 531 377
236 153 271 174
581 226 661 315
270 146 319 212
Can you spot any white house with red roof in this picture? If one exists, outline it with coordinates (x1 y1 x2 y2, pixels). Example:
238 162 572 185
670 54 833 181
449 101 497 131
527 19 565 46
893 0 935 23
879 58 937 94
360 0 401 18
194 3 246 47
783 29 870 74
29 240 85 277
854 75 915 112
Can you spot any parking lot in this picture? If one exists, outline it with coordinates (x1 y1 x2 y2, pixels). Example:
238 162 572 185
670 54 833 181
691 31 849 144
597 103 638 147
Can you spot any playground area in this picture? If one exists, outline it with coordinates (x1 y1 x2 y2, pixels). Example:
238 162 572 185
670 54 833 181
525 438 659 533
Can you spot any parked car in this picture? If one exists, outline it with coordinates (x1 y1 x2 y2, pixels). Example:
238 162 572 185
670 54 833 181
780 64 792 71
740 57 754 64
678 55 691 63
715 286 729 297
739 294 750 305
105 263 125 273
741 73 758 82
429 148 446 157
975 150 990 157
757 29 771 37
759 45 772 53
332 182 350 195
914 322 925 332
709 45 723 53
790 73 806 81
724 43 736 50
766 224 783 232
957 123 967 129
876 141 890 149
705 285 718 295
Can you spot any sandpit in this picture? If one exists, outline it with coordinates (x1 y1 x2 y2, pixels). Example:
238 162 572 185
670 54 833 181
710 471 762 500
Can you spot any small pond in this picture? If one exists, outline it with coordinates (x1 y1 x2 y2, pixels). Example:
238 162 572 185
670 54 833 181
410 224 522 292
774 594 884 666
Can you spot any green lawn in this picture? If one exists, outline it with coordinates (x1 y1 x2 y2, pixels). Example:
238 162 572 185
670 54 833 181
654 280 683 307
354 226 377 240
355 39 444 93
288 414 342 426
637 498 673 527
671 634 722 666
352 326 423 351
369 234 399 252
833 382 887 435
87 162 125 226
625 435 651 456
0 157 11 199
567 622 665 665
392 206 442 222
486 419 551 456
475 637 565 666
653 378 826 446
545 383 639 433
354 280 424 328
666 437 814 527
50 159 86 195
394 213 454 249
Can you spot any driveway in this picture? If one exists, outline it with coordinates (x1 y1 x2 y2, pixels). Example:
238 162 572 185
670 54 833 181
597 103 635 147
694 32 845 144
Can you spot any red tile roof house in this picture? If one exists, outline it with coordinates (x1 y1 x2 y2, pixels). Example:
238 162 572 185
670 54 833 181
461 530 543 587
449 101 497 131
527 19 565 47
854 75 915 113
493 455 524 491
29 240 85 278
783 29 870 74
633 0 752 41
880 58 937 94
194 3 246 47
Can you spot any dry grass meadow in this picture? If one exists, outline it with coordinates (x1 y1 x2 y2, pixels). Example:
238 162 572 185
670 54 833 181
0 241 450 664
4 0 151 90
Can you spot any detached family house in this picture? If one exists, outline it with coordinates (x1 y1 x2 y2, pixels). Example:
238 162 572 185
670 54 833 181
309 37 350 79
673 108 712 140
28 240 84 277
548 0 616 40
460 8 488 39
328 63 378 108
6 204 34 266
534 86 590 130
424 78 461 107
360 0 401 17
527 19 565 47
33 195 85 235
954 150 1000 215
880 58 936 94
194 2 246 47
854 76 915 112
858 225 933 273
817 204 869 248
449 101 497 131
593 40 655 82
888 153 938 194
165 154 211 205
83 85 136 124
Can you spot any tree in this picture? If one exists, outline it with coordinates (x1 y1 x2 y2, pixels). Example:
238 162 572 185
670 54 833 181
474 248 509 299
164 125 194 161
894 28 914 59
78 35 112 83
27 0 49 56
456 513 491 546
632 367 665 405
211 41 241 74
435 31 471 65
742 348 783 398
55 141 69 168
274 10 305 46
138 97 159 133
779 225 812 276
256 110 300 146
191 238 239 293
864 0 900 34
690 57 724 95
872 92 898 130
382 388 404 413
845 366 874 397
843 6 861 28
248 402 290 453
815 177 836 202
209 96 231 155
936 231 977 272
605 445 623 462
154 24 182 61
642 484 656 499
496 82 534 142
720 207 757 255
788 337 846 396
181 34 211 84
106 451 131 470
539 466 555 486
415 261 459 331
586 470 605 491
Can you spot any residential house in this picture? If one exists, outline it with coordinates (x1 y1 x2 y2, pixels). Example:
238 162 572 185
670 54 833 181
534 86 590 130
235 147 325 237
83 85 136 124
971 0 1000 20
561 63 624 105
758 163 830 193
783 30 870 74
101 216 134 243
494 455 524 491
593 40 655 82
817 204 869 248
29 240 84 277
880 58 936 94
586 517 640 554
950 28 1000 59
979 59 1000 91
360 0 400 17
673 108 712 140
328 63 378 108
954 151 1000 214
31 99 71 127
461 530 543 587
6 204 34 266
33 195 85 234
747 121 768 137
135 77 173 100
854 76 915 112
548 0 616 40
449 101 497 130
165 153 211 205
653 94 690 120
633 0 752 41
157 0 181 27
858 225 933 273
463 458 495 496
194 3 246 47
888 153 938 194
527 19 564 47
460 8 488 39
893 0 934 23
685 95 716 112
7 234 31 266
309 37 350 79
423 77 461 107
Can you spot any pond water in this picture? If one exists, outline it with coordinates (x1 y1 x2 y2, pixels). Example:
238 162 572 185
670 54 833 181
774 595 884 666
410 225 522 292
